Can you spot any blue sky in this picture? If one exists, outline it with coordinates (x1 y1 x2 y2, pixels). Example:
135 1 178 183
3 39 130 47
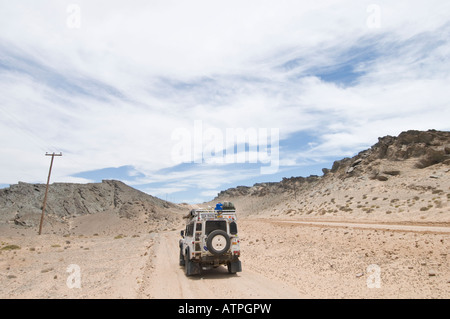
1 1 450 203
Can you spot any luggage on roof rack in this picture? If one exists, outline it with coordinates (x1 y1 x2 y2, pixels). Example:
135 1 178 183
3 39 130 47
183 202 237 221
223 201 235 210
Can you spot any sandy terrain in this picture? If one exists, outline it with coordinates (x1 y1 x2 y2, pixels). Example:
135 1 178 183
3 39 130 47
217 161 450 224
139 231 302 299
1 131 449 298
1 215 448 299
240 219 449 298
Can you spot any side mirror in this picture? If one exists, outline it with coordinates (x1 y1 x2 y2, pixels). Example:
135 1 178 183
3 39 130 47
180 230 184 237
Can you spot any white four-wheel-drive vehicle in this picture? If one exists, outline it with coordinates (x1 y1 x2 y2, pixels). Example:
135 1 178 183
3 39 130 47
179 202 242 276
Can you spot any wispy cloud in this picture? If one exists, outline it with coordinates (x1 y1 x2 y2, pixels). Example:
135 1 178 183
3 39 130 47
1 1 449 202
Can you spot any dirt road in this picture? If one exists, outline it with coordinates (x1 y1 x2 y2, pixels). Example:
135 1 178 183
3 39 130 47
1 217 448 298
138 218 449 299
276 219 450 233
139 231 303 298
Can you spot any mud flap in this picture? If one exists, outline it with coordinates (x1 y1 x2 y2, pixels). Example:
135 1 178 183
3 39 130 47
228 259 242 274
185 255 201 276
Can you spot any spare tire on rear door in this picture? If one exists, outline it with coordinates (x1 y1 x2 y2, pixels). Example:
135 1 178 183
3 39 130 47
206 230 230 255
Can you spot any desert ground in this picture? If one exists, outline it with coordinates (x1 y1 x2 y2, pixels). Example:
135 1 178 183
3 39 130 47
1 130 449 299
1 213 448 299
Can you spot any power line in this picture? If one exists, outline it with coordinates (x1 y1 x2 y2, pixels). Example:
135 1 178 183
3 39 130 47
0 106 58 153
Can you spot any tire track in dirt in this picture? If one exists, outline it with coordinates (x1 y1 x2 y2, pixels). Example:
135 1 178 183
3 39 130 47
139 231 304 299
275 220 450 233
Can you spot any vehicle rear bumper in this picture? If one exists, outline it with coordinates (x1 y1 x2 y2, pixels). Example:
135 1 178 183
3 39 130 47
193 253 239 265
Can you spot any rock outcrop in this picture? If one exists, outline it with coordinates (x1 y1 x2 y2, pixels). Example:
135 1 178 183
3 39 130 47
211 130 450 221
328 130 450 178
0 180 181 227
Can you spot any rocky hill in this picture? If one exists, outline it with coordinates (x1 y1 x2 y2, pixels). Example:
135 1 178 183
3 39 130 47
213 130 450 222
327 129 450 178
1 130 449 233
0 180 184 233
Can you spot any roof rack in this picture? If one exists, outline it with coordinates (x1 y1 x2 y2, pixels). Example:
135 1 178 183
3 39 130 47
184 208 237 222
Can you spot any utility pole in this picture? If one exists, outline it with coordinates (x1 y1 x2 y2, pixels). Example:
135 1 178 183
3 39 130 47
38 152 62 235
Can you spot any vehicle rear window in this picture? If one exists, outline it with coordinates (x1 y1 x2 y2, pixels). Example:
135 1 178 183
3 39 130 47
229 221 237 235
205 220 226 235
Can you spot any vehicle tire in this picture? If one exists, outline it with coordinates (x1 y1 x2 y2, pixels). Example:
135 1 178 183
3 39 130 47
184 248 201 276
184 248 191 276
206 230 230 256
179 247 185 266
227 262 235 274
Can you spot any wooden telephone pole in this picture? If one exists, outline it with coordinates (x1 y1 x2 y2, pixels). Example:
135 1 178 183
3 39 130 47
38 152 62 235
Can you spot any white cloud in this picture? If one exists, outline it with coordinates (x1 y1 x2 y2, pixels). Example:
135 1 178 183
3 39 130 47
143 186 188 198
200 190 220 198
0 0 449 197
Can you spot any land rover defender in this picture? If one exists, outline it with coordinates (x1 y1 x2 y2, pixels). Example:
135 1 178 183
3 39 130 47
179 202 242 276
